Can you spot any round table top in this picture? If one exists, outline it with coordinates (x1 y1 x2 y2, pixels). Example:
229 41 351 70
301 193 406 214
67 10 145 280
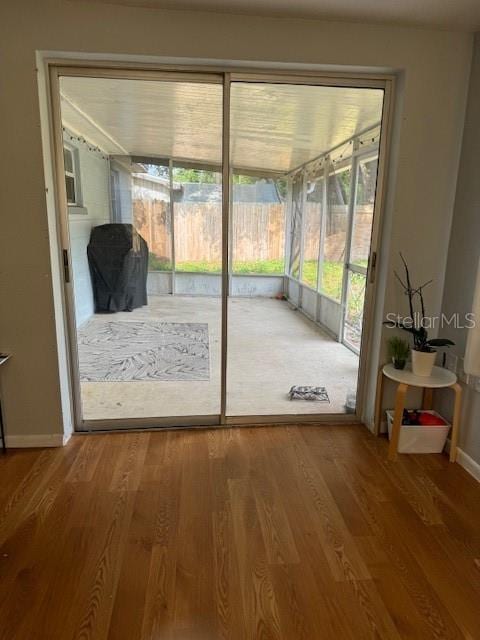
383 363 457 388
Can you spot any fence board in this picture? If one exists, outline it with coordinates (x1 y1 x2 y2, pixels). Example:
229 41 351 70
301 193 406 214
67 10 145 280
134 199 286 264
133 199 372 267
133 199 171 263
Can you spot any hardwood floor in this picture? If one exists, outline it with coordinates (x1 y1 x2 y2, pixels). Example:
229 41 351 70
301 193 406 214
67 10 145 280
0 425 479 639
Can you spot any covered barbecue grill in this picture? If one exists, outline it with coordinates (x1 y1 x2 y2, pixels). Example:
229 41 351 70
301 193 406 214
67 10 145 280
87 223 148 313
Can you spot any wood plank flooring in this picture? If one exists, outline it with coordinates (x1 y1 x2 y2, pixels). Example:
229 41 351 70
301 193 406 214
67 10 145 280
0 425 479 639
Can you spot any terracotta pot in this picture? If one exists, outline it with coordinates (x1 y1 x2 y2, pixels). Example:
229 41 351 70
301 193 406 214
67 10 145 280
411 350 436 377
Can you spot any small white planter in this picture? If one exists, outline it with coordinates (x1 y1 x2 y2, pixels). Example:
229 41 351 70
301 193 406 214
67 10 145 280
386 410 450 453
411 350 436 377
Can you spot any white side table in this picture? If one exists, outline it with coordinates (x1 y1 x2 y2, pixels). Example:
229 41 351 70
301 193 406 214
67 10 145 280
374 363 462 461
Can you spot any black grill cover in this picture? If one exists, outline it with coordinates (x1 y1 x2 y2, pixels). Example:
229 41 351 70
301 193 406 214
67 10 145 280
87 224 148 313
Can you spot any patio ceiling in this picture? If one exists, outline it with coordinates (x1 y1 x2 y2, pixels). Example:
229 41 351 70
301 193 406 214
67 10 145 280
60 76 383 174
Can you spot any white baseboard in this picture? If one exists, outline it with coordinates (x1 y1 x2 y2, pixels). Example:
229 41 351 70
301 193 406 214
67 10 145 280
456 447 480 483
365 427 480 483
444 439 479 482
3 433 71 448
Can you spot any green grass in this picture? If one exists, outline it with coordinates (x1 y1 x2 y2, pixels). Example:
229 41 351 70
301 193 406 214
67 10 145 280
176 260 222 274
148 255 286 275
177 259 287 275
300 260 367 325
148 253 171 271
147 254 366 315
346 271 366 320
300 260 318 289
233 259 285 275
302 260 344 300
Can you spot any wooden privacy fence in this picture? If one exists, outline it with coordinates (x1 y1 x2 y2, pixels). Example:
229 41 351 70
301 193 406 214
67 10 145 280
174 203 222 263
133 199 286 264
133 199 372 266
231 203 285 262
133 199 171 262
302 204 373 263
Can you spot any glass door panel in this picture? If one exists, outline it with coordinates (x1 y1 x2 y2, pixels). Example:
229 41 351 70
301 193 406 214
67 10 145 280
58 73 223 427
226 80 383 417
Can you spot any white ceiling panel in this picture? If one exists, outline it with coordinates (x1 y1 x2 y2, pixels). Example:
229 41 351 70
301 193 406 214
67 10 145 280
60 77 223 165
60 76 383 174
230 82 383 172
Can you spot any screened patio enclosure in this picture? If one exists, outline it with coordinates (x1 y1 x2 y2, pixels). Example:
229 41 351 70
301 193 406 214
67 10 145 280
58 73 384 423
118 126 379 354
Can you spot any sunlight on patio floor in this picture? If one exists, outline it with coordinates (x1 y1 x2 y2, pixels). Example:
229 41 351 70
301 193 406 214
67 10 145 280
79 296 359 420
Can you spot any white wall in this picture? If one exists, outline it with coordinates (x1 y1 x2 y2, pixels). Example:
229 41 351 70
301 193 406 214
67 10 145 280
0 0 472 440
65 133 111 327
435 34 480 467
110 159 133 223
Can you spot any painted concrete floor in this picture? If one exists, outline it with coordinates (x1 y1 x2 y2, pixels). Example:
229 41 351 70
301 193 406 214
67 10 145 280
79 296 359 420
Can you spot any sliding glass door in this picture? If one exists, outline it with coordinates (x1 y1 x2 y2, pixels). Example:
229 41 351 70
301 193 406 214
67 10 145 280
52 66 389 429
55 71 224 428
226 80 385 418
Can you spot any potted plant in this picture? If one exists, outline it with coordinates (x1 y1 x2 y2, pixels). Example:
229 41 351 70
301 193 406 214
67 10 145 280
384 254 454 377
387 336 409 370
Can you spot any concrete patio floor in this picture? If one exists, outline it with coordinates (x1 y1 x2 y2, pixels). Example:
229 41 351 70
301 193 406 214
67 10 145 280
78 296 359 420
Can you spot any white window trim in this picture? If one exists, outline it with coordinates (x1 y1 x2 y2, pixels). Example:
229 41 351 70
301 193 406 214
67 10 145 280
63 144 83 209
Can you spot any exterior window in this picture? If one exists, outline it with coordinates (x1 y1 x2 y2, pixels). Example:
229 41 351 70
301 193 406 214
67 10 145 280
110 169 121 222
63 146 79 205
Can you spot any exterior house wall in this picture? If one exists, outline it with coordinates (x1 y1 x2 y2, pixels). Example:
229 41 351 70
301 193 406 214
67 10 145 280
65 132 111 327
0 0 472 441
110 159 133 223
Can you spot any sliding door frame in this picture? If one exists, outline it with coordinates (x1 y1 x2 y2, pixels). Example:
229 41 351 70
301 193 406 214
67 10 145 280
47 59 395 432
49 66 225 431
225 73 393 425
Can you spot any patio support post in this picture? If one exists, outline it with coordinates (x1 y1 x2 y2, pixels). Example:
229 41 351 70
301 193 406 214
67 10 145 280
339 144 359 343
169 158 175 295
220 73 231 423
227 171 233 296
298 171 307 309
315 158 328 324
283 177 293 297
